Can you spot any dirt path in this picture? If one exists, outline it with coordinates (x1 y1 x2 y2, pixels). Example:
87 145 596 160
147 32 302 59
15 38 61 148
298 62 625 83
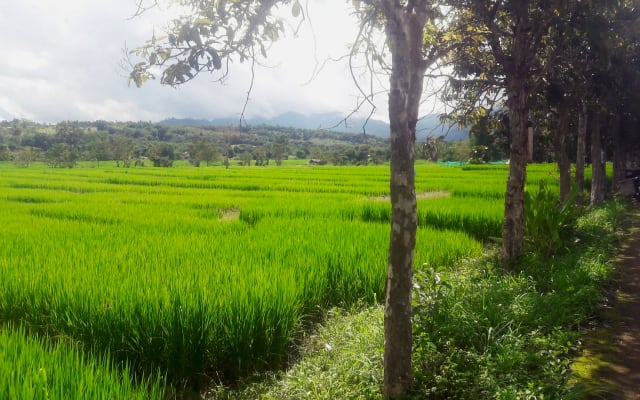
571 203 640 399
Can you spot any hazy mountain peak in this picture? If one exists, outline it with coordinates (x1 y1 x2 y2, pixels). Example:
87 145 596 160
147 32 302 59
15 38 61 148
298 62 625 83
161 112 468 141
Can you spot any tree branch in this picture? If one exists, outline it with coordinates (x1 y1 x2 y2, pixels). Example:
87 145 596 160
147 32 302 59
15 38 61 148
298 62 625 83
128 0 159 20
240 47 257 127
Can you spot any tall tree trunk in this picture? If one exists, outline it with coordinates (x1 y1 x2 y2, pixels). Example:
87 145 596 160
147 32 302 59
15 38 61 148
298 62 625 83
611 111 624 193
575 101 587 202
555 101 571 202
590 110 606 204
499 2 539 270
502 76 529 269
382 3 428 398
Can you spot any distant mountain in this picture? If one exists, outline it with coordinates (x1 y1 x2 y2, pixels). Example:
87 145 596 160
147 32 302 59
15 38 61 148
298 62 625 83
416 114 469 141
161 112 468 141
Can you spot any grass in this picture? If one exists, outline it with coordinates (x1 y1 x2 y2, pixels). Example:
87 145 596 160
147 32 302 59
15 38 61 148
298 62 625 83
0 162 495 393
212 198 625 399
206 306 385 400
0 325 166 399
410 199 625 399
0 161 608 398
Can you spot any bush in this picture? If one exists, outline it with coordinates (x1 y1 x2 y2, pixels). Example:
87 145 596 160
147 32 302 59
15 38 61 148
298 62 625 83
410 199 625 399
524 181 578 257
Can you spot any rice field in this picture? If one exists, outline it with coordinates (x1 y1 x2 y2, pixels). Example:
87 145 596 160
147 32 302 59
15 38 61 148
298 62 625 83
0 161 560 395
0 325 166 400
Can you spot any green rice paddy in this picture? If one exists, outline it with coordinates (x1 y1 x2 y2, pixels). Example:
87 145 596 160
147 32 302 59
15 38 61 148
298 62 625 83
0 161 559 396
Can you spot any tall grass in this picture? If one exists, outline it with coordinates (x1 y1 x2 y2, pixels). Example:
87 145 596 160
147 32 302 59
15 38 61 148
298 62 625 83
0 163 488 389
0 161 564 391
0 325 166 399
360 197 503 240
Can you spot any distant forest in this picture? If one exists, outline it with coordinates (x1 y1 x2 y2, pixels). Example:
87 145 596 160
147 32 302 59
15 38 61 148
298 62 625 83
0 119 476 168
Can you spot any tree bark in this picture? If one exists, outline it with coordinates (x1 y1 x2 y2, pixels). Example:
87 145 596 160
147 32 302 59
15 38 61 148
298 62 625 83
500 1 534 269
554 101 571 202
381 2 428 398
502 75 529 269
611 111 624 192
590 110 606 204
575 101 587 202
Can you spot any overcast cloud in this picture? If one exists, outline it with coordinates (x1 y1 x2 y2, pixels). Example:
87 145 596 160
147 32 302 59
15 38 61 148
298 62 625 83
0 0 389 124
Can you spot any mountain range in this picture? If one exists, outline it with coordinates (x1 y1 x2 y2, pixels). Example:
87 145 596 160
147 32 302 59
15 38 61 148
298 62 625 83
161 112 468 141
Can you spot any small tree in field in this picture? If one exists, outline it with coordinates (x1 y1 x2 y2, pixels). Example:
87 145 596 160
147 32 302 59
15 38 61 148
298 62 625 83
271 134 288 166
147 143 175 167
129 1 453 397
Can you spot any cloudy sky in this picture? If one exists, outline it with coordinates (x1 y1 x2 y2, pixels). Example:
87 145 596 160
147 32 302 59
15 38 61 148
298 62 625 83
0 0 390 124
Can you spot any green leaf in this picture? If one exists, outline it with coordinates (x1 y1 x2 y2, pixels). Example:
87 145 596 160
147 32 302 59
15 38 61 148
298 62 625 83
194 18 211 26
216 0 226 17
292 1 302 18
208 49 222 70
226 26 235 43
158 48 171 61
188 54 199 70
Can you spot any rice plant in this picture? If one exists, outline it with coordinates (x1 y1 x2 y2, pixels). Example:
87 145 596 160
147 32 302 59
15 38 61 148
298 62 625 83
0 325 166 399
0 161 525 390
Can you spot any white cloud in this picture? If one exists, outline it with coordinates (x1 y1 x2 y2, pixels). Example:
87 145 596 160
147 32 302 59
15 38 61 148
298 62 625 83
0 0 389 123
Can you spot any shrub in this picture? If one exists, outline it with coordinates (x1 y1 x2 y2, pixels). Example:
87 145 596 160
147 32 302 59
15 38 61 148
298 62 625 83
525 181 578 257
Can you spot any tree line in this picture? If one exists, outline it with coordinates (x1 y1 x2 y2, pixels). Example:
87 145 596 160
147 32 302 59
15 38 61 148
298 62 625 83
0 119 392 167
3 115 581 169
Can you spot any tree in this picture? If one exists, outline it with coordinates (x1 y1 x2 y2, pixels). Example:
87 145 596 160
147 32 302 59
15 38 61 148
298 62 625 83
575 102 588 199
147 143 175 167
561 0 622 203
189 139 219 166
239 150 252 167
0 145 9 162
21 132 52 152
544 81 573 201
588 1 640 202
252 146 268 166
55 121 84 148
419 137 442 162
110 134 134 167
440 139 471 162
14 147 37 167
443 0 568 268
271 134 288 166
45 143 78 168
468 114 509 162
85 133 111 167
589 108 607 204
539 2 598 202
129 0 452 397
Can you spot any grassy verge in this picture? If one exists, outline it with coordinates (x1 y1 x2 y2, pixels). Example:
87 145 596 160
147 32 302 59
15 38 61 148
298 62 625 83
411 201 624 398
214 199 626 399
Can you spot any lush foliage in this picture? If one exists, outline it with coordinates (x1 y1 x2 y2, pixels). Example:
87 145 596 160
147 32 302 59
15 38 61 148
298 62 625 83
413 199 625 398
0 119 392 167
0 161 587 395
525 181 579 256
0 161 530 392
0 325 165 400
220 198 625 399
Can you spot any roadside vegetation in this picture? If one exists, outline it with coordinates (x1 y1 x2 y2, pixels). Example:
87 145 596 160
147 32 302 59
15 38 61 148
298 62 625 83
213 194 626 399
